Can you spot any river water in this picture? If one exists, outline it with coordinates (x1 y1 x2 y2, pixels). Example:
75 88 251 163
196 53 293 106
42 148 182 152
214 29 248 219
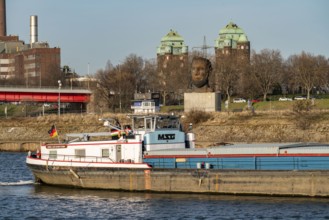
1 152 329 220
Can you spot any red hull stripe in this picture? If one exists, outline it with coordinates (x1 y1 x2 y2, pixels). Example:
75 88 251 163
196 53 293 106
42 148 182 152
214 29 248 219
43 141 142 147
27 156 151 167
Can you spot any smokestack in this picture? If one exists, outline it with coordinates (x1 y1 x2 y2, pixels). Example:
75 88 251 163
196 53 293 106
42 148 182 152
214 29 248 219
0 0 6 36
30 15 38 46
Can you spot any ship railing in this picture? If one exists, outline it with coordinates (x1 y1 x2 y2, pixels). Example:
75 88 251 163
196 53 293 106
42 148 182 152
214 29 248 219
43 153 116 163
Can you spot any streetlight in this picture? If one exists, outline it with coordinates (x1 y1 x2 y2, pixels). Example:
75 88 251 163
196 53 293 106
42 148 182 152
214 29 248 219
58 80 62 116
39 72 42 88
119 65 122 113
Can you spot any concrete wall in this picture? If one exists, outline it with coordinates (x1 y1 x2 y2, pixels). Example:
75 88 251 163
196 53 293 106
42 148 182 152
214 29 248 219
184 92 221 112
31 167 329 197
0 142 39 152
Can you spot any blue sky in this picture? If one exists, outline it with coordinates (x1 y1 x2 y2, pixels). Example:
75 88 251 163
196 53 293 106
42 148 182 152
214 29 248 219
6 0 329 75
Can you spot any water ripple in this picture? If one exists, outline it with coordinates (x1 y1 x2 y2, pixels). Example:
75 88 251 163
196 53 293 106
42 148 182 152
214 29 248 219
0 180 35 186
2 152 329 220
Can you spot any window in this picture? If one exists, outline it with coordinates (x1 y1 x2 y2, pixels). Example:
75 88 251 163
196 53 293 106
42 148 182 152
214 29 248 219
145 118 152 129
75 149 85 159
49 150 57 159
133 101 142 106
102 149 109 158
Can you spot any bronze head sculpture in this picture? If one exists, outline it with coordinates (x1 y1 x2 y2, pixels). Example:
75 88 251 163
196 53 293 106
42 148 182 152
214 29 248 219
190 57 213 91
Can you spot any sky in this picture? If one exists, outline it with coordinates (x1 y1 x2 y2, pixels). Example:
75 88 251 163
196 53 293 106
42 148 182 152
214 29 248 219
6 0 329 75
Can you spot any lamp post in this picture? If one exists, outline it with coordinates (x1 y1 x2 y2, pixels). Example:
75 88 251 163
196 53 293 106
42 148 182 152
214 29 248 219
39 71 42 88
119 65 122 113
58 80 62 116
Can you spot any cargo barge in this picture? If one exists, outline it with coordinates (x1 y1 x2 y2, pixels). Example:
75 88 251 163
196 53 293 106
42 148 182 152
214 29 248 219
26 115 329 197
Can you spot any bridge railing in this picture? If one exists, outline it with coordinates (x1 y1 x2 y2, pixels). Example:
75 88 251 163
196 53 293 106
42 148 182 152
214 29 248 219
0 104 88 118
0 85 89 90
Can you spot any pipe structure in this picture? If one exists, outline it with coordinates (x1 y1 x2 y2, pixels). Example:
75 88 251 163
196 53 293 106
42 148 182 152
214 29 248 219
30 15 38 46
0 0 6 36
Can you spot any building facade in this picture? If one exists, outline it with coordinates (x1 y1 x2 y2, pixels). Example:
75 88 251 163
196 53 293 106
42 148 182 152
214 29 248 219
156 29 188 73
0 36 60 87
0 1 61 87
214 21 250 63
156 30 189 105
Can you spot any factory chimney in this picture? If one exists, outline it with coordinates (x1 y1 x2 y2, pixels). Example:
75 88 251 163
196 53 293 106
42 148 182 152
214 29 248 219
30 15 38 46
0 0 6 36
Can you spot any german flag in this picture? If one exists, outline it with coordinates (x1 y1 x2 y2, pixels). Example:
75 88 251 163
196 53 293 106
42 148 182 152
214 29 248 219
48 125 58 138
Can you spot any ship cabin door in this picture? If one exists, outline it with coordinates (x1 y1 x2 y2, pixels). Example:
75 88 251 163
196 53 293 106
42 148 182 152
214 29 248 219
116 145 122 162
109 144 122 162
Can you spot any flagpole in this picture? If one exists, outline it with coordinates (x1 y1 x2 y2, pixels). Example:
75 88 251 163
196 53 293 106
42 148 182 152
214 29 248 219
54 124 60 143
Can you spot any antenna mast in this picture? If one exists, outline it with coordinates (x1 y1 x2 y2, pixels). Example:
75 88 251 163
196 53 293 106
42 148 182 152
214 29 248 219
192 36 213 58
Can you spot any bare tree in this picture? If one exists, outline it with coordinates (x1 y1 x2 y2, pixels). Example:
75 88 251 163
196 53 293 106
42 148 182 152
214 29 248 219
250 49 283 101
314 55 329 94
122 54 144 93
94 68 115 111
216 55 239 102
158 57 189 105
143 59 159 92
94 57 143 112
287 52 327 99
280 61 295 95
238 65 261 99
120 68 136 111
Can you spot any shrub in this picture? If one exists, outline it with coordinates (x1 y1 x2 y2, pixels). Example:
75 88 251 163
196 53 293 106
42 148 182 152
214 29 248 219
295 116 311 130
292 100 312 113
293 100 313 130
184 109 212 126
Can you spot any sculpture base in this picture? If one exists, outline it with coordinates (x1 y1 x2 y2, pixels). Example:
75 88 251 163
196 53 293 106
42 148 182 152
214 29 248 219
184 92 221 112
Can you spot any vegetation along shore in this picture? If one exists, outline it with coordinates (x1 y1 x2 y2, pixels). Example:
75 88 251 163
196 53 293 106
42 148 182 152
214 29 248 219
1 99 329 152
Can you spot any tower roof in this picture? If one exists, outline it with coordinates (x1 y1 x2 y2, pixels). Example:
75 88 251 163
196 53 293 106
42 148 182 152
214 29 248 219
161 29 184 42
219 21 245 35
157 29 188 55
238 34 248 42
215 21 249 49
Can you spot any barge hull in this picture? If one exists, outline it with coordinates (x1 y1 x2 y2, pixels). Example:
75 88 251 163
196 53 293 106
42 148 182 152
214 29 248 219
28 164 329 197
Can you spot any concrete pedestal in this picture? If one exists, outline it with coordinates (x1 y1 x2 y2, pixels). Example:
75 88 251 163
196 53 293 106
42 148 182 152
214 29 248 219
184 92 221 112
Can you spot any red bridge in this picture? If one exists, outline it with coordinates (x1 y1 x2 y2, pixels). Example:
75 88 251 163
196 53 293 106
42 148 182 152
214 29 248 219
0 87 92 103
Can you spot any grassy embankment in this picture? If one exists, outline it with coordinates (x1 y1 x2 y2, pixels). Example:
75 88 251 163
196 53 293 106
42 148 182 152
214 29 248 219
1 98 329 116
1 99 329 150
161 98 329 112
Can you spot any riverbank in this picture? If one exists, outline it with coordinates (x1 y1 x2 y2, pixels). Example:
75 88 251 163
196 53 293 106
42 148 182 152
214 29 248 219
1 110 329 151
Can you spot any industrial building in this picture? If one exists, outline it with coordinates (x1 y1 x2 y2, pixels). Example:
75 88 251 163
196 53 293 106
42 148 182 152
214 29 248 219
0 0 61 87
